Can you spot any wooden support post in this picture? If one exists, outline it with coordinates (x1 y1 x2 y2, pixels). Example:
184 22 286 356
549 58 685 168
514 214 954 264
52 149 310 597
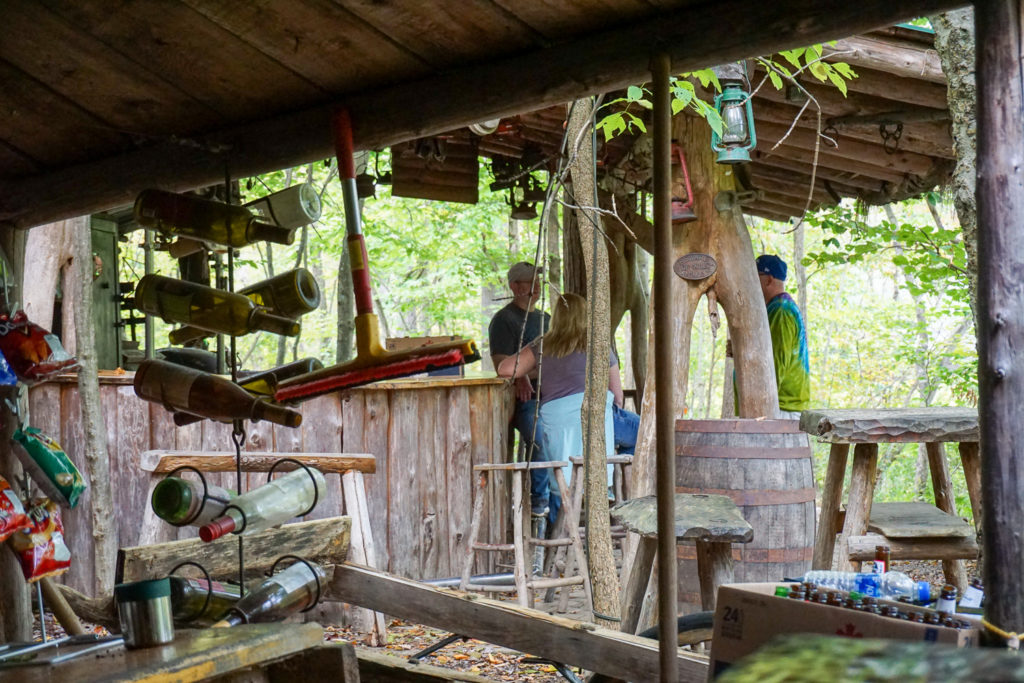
695 540 734 611
341 471 388 646
925 442 968 591
620 536 657 635
835 444 877 572
813 443 850 570
459 472 488 590
511 470 529 606
39 577 86 637
958 441 983 534
976 0 1024 639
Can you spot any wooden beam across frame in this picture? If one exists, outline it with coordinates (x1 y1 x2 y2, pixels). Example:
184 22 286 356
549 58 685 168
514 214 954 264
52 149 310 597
326 563 709 682
0 0 968 230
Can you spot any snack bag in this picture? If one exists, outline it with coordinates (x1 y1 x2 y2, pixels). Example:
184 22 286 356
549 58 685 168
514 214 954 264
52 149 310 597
0 310 78 382
12 427 86 507
0 475 30 542
9 498 71 582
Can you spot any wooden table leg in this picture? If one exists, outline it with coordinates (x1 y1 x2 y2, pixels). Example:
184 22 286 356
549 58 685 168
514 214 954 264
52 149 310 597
959 441 983 535
695 540 734 611
460 472 488 590
813 443 850 570
835 443 877 572
620 536 657 635
926 443 969 591
511 470 531 606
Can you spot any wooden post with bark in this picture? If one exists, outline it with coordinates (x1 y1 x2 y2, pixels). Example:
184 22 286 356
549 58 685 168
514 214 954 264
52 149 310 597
566 98 620 629
975 0 1024 644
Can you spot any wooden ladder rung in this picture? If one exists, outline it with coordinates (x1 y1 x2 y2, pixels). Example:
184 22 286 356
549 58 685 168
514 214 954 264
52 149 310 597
528 576 585 589
471 543 514 552
461 583 517 592
533 538 574 548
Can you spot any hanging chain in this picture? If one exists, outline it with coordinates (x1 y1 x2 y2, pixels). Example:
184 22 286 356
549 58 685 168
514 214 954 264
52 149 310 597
879 121 903 155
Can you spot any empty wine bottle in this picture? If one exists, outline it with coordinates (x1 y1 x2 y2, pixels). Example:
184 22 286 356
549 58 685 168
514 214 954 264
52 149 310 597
151 476 233 527
134 359 302 428
245 183 322 230
168 576 241 625
213 561 325 627
171 269 321 344
134 189 296 247
135 274 300 343
238 358 324 397
199 466 326 542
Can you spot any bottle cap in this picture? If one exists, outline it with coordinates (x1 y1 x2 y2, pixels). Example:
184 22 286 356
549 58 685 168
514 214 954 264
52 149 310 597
916 581 932 603
151 477 193 524
199 515 237 542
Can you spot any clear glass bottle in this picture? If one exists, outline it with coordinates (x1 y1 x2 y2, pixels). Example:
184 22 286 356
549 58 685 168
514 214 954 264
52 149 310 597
151 476 233 527
134 189 296 248
199 466 327 542
134 274 300 342
168 576 241 625
213 561 325 626
134 359 302 428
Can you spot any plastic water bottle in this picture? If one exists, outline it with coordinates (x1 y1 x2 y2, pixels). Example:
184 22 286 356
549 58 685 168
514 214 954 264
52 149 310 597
798 570 932 602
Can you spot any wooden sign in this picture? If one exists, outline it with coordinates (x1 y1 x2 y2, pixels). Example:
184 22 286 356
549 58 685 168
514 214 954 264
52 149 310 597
673 253 717 280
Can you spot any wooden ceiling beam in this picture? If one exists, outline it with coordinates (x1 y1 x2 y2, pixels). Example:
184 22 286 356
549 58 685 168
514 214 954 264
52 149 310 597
753 99 954 159
749 155 886 192
753 140 908 184
756 120 937 176
0 0 967 229
832 65 950 110
745 205 796 223
826 35 945 83
747 162 864 199
747 168 838 205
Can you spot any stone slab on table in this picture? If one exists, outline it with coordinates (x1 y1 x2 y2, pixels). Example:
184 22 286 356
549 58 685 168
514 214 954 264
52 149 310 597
799 407 978 444
610 493 753 542
867 501 974 539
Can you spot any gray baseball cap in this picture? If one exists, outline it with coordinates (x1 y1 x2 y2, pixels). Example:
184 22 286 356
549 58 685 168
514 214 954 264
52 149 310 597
507 261 543 284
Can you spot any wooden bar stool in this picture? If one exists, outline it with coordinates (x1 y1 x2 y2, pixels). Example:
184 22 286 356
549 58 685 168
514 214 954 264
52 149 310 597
459 461 590 608
612 493 752 635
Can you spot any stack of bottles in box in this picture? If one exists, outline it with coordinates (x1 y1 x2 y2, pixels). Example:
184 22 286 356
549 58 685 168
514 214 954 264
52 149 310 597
782 567 985 631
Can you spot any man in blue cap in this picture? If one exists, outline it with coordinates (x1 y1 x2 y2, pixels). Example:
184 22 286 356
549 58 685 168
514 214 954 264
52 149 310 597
756 254 810 417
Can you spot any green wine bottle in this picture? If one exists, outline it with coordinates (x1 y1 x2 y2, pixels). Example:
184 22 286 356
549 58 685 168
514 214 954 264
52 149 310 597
238 358 324 397
134 359 302 428
171 269 321 344
168 576 241 625
134 189 296 247
134 274 300 342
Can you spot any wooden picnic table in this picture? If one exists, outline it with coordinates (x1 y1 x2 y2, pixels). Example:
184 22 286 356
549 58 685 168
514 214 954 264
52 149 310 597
799 407 981 589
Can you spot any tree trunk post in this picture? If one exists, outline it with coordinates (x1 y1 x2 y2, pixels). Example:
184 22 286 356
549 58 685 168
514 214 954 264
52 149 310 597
69 216 117 595
975 0 1024 642
566 98 620 630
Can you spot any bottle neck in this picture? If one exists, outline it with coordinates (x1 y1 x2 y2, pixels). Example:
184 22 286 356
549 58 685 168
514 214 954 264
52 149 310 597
251 398 303 428
249 309 301 337
247 220 297 246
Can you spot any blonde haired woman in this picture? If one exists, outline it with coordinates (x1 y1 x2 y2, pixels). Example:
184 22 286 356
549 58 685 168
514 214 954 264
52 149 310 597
497 293 624 524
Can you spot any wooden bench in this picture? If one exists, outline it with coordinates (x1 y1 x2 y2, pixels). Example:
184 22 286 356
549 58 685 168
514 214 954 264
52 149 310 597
612 493 753 634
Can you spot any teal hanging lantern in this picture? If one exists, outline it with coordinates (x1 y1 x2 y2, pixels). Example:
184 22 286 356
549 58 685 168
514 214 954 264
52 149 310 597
711 82 756 164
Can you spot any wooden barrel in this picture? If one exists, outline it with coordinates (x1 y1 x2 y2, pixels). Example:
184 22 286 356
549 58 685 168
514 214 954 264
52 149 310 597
675 419 815 613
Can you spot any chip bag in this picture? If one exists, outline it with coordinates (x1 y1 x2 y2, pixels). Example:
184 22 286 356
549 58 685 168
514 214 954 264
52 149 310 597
0 475 30 542
9 498 71 582
0 310 78 382
12 427 86 507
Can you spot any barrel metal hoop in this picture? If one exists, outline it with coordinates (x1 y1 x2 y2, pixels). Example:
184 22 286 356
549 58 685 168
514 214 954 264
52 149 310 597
675 445 810 459
675 419 803 434
676 486 815 506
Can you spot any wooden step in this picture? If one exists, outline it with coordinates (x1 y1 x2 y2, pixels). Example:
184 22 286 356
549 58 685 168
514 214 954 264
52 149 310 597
848 532 979 561
868 501 974 539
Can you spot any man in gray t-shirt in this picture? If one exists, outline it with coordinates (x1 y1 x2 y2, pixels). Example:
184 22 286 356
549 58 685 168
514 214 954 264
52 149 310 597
488 262 550 516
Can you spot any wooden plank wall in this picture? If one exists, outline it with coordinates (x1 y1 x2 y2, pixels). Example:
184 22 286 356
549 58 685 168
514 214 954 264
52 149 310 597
28 375 512 595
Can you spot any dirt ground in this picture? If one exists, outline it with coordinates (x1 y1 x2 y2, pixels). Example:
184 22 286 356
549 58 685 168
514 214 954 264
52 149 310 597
29 559 980 682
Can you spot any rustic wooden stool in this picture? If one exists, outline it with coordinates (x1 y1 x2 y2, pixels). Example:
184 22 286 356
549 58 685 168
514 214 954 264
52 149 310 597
612 493 753 634
459 461 591 608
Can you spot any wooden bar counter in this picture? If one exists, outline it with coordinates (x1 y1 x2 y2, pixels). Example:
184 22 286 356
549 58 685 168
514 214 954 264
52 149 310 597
28 373 513 595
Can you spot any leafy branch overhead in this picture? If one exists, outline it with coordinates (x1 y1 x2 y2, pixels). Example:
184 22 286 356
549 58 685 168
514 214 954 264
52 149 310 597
594 44 856 142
